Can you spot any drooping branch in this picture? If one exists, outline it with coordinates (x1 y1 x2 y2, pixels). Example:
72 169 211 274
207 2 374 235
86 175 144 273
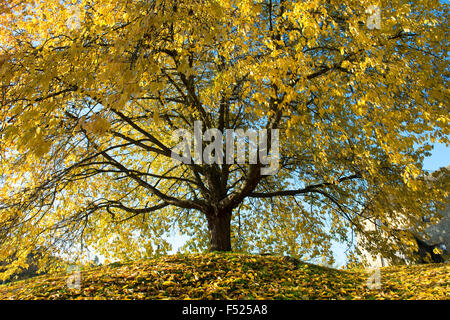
248 174 362 198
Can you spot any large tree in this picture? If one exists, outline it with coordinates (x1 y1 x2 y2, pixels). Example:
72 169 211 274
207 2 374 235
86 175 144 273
0 0 448 276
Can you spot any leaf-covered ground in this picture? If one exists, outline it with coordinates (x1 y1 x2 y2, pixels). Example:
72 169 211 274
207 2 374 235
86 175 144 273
0 253 448 300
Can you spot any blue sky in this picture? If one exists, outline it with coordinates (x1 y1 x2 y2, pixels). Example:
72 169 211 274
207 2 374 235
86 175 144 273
423 143 449 172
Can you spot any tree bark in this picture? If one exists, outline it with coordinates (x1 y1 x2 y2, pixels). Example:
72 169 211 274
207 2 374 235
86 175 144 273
206 208 232 252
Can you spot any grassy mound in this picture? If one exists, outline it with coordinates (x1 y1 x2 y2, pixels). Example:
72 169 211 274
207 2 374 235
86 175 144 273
0 253 448 300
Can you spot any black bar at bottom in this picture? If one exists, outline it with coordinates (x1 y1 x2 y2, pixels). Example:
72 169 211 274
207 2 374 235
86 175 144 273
0 299 446 318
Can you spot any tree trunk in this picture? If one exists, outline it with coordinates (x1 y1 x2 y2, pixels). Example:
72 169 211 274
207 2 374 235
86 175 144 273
206 209 232 252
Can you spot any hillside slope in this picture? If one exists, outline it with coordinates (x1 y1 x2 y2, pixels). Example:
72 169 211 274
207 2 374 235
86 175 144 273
0 253 448 300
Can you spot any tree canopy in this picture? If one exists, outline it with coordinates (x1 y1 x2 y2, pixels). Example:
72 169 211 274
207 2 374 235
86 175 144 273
0 0 448 278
